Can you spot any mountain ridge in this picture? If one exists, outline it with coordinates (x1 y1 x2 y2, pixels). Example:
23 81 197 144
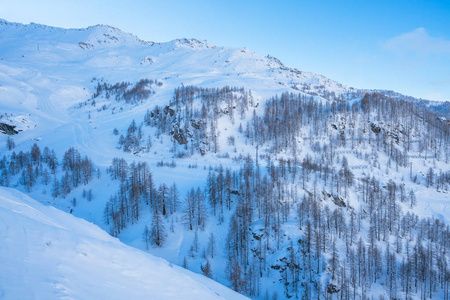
0 18 358 102
1 18 448 105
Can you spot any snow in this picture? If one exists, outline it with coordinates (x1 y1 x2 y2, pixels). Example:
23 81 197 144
0 19 449 299
0 186 248 300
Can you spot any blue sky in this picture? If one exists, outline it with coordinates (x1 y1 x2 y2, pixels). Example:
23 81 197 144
1 0 449 101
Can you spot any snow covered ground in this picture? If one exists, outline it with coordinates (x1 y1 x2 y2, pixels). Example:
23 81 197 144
0 19 449 299
0 186 248 300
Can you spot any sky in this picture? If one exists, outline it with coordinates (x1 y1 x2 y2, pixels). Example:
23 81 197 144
1 0 449 101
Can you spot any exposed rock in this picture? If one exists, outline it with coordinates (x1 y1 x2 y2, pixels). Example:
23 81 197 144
252 232 263 241
270 264 281 270
327 283 340 294
370 122 381 134
190 119 205 130
229 189 240 196
163 106 175 117
171 127 188 145
322 191 332 198
323 191 346 207
0 123 20 135
79 41 94 50
332 194 346 207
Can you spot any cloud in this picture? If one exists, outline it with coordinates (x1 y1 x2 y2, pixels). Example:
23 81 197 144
383 28 450 55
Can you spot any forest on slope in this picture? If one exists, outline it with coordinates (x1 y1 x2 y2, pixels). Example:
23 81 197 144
2 86 449 299
1 19 449 300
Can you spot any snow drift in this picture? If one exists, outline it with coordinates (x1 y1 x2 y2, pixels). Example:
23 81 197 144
0 187 247 300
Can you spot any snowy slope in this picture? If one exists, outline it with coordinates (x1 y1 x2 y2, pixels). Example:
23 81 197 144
1 19 449 300
0 20 303 150
0 186 247 300
0 18 432 161
0 18 363 168
0 18 353 110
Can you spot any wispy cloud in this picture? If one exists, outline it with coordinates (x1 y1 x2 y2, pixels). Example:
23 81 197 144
383 28 450 55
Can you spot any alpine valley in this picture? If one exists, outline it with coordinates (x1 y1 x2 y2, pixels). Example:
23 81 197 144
0 20 449 300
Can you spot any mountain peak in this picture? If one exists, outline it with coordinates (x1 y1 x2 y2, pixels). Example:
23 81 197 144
171 38 217 50
83 23 152 46
0 19 151 47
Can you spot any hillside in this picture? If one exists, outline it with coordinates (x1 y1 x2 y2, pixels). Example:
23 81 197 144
0 19 449 299
0 187 248 300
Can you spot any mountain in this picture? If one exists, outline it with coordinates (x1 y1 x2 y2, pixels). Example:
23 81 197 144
0 18 355 106
0 20 449 300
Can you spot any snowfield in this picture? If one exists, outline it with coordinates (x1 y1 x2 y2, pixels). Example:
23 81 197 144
0 186 248 300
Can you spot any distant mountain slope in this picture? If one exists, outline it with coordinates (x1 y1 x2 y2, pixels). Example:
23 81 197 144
0 187 248 300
